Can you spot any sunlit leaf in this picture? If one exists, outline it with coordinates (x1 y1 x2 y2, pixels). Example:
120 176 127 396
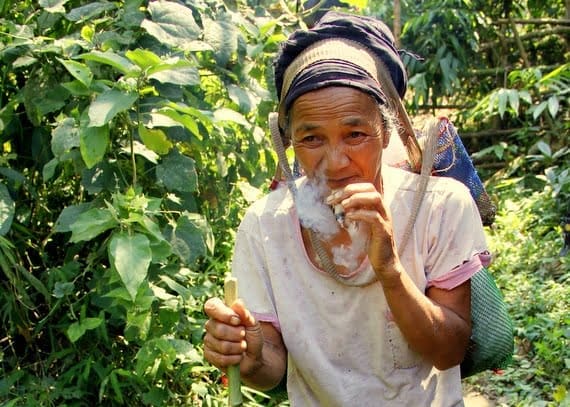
156 151 197 193
80 124 109 168
532 101 548 120
138 124 172 155
148 65 200 86
57 58 93 88
155 110 199 137
497 88 508 118
121 141 159 164
141 1 201 49
65 1 116 22
109 232 152 301
213 108 249 126
339 0 368 8
0 183 14 236
78 50 138 75
39 0 68 13
203 16 237 67
536 141 552 158
54 203 93 233
547 96 559 118
88 90 137 127
69 208 118 242
507 89 519 114
51 118 79 158
228 85 259 112
164 213 212 265
67 317 103 343
126 49 162 70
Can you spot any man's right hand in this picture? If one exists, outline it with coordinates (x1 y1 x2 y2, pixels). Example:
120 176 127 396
203 297 265 375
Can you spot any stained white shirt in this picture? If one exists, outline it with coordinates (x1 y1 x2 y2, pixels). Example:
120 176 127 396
232 165 488 406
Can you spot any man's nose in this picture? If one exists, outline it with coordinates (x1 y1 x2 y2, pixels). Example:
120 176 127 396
323 145 350 171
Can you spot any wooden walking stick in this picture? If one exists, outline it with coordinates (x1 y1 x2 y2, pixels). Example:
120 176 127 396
224 276 243 406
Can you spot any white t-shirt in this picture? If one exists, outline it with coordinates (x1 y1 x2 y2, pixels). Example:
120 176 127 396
232 166 489 406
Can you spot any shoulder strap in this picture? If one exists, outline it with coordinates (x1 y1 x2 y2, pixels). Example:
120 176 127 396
397 118 441 256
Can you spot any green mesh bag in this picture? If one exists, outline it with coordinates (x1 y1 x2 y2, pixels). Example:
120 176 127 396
460 267 514 378
410 118 514 378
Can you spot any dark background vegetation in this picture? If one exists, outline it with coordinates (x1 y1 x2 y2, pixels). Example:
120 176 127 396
0 0 568 405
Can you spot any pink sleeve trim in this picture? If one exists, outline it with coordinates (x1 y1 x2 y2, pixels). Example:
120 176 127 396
427 251 492 290
252 312 281 333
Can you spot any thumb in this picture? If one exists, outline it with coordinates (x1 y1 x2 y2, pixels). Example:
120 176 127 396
230 299 257 328
231 299 264 360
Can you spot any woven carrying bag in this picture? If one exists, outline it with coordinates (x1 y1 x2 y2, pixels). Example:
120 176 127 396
413 118 514 378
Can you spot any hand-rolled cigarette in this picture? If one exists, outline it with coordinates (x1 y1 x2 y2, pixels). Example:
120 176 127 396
224 277 243 406
334 203 345 225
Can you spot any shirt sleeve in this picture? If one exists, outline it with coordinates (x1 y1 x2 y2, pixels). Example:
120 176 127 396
231 210 280 329
424 178 489 289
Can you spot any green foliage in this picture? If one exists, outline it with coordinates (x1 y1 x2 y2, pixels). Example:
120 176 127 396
0 0 567 405
398 0 485 107
465 172 569 405
0 0 295 405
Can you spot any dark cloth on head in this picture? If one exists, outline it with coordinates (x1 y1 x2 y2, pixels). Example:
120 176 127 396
274 11 407 115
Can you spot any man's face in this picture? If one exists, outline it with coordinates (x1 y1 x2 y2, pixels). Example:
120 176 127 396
289 86 386 192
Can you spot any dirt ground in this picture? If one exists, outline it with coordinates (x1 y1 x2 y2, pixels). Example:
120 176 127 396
464 391 495 407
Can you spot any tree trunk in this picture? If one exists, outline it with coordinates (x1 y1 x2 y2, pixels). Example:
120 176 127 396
393 0 401 47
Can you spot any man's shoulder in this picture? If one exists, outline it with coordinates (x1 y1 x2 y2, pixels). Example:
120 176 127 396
245 182 294 217
385 165 471 196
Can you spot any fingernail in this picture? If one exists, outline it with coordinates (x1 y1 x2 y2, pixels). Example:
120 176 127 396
229 316 240 326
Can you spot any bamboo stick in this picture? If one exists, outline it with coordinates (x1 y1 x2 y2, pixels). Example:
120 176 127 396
224 277 243 407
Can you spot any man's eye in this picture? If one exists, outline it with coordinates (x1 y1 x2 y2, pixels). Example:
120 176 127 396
348 131 366 140
302 135 318 143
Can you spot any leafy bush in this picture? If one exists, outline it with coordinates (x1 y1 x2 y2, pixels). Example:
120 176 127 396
0 0 293 404
465 171 570 406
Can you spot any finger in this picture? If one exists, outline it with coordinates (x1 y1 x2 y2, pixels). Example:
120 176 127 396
231 299 257 328
325 183 376 205
203 344 244 369
203 297 242 326
204 318 246 342
204 331 247 355
341 191 386 214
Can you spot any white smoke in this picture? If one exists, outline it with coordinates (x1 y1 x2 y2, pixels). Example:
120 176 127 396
295 177 369 272
332 222 369 271
296 178 339 238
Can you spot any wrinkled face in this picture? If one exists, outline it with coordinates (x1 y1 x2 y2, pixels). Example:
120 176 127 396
288 86 387 191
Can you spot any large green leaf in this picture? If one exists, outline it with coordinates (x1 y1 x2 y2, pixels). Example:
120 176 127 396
0 183 14 236
51 117 80 158
57 58 93 88
67 317 103 343
141 1 201 49
88 90 137 127
213 107 249 127
54 202 93 233
78 50 138 75
109 232 152 301
126 49 162 70
138 124 172 155
164 212 213 265
69 208 118 242
148 65 200 86
39 0 68 13
80 124 109 168
65 2 116 22
203 15 238 67
155 151 197 193
155 110 199 137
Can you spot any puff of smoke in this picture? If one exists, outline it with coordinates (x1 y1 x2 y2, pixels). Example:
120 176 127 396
332 222 369 271
295 177 339 238
295 177 369 271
